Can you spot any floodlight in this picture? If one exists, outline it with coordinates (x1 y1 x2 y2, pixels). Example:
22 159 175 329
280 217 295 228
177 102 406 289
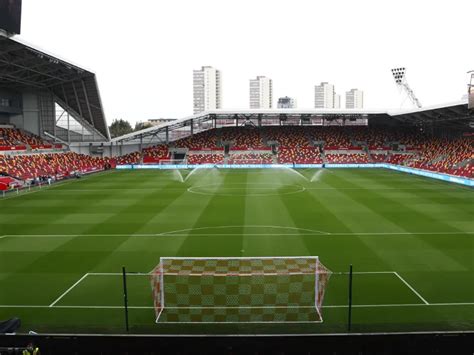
390 67 422 108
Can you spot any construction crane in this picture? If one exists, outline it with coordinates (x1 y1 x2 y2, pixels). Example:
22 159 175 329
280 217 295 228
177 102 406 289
391 67 422 108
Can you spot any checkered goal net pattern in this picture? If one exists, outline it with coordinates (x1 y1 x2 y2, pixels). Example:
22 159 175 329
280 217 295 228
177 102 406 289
150 257 332 323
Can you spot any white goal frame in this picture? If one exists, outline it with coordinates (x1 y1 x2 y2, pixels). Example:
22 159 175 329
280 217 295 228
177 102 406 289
158 159 187 165
150 256 332 324
228 158 272 165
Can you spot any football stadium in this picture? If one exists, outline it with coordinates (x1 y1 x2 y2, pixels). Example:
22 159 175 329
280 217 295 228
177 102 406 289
0 1 473 354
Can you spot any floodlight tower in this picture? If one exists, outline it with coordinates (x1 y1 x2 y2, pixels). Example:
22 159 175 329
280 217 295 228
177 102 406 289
391 67 422 108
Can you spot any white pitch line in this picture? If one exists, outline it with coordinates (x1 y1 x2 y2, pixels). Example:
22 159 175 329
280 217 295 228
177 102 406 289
153 232 474 237
159 321 323 324
49 273 90 307
1 303 473 310
158 234 327 237
0 305 154 309
1 234 155 238
87 270 396 277
327 231 474 236
2 231 472 238
157 306 318 310
332 271 395 275
326 302 474 308
305 187 463 191
89 268 395 280
88 272 151 276
394 272 430 305
156 225 330 236
41 188 163 192
158 321 323 324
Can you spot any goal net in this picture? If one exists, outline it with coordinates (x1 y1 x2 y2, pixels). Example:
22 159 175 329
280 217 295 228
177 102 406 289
228 158 272 165
150 256 332 323
159 159 187 165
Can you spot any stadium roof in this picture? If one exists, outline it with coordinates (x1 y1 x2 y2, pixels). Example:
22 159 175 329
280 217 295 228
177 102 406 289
388 100 471 129
111 101 473 144
0 35 109 140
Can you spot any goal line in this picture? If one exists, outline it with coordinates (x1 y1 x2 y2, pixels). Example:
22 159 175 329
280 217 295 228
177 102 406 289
47 270 429 308
40 268 456 323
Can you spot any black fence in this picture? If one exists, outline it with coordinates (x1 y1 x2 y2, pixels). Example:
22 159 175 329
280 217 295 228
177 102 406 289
0 331 473 355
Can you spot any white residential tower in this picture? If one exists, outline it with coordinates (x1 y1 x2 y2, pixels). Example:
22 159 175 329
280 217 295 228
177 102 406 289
249 76 273 109
193 66 221 114
314 82 335 109
345 89 364 109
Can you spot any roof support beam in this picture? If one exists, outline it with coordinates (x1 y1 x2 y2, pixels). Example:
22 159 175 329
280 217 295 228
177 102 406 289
81 79 95 128
71 81 84 117
0 57 68 83
61 84 69 106
0 44 24 56
0 73 44 88
54 96 107 141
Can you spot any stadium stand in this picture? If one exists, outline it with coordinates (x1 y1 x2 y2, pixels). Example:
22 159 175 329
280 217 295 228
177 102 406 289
142 144 169 163
386 153 413 165
228 153 273 164
0 126 472 185
370 153 388 163
174 130 219 150
308 126 354 148
113 152 141 165
325 153 370 164
0 152 108 181
0 176 22 191
264 126 311 147
278 146 323 164
221 127 266 150
0 127 62 151
407 137 473 177
187 153 224 164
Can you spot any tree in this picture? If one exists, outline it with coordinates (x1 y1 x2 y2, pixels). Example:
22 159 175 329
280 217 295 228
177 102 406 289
134 121 152 132
109 119 133 138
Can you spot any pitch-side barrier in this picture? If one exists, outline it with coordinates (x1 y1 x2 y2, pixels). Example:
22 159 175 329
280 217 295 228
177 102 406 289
115 163 474 187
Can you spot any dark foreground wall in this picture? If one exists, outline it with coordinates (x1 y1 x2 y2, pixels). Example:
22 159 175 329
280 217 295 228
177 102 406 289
0 331 473 355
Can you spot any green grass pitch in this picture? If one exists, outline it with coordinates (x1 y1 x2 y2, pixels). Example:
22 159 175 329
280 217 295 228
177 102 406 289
0 168 473 334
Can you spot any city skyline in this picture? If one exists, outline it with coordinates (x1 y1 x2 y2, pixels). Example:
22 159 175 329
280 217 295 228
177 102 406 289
18 0 474 123
190 71 364 114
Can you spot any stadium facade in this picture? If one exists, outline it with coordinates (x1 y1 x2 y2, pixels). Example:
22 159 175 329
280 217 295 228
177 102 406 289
0 34 109 144
102 102 471 157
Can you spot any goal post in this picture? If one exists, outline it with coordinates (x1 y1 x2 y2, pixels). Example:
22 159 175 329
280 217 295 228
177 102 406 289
158 159 187 166
150 256 332 323
228 158 272 165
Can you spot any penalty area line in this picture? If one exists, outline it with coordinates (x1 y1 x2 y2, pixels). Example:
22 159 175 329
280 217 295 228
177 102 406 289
394 272 430 305
88 272 151 276
1 303 474 310
49 273 89 307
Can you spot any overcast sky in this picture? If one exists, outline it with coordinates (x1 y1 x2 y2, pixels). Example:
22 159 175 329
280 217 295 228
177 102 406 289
19 0 474 124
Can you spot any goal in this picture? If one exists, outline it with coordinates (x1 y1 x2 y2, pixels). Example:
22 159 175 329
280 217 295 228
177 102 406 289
150 256 332 323
159 159 187 165
228 158 272 165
